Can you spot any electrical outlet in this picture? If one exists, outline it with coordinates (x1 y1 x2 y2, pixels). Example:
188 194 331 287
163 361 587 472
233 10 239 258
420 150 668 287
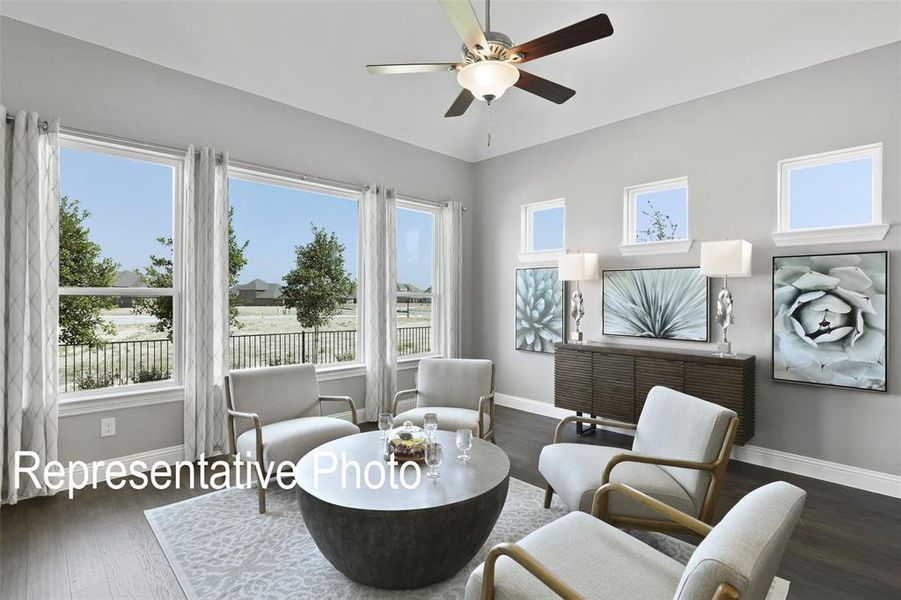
100 417 116 438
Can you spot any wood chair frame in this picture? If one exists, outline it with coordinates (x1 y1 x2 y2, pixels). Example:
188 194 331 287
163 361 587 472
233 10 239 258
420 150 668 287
224 374 357 514
479 482 742 600
543 414 739 535
392 363 496 441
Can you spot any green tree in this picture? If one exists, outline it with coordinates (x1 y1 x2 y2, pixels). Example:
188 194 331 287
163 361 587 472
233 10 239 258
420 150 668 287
58 196 118 346
636 200 679 243
133 207 249 339
281 225 355 362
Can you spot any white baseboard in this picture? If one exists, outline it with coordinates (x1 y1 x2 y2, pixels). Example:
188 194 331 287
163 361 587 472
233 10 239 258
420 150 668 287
494 393 638 436
63 444 185 489
496 392 901 499
731 444 901 498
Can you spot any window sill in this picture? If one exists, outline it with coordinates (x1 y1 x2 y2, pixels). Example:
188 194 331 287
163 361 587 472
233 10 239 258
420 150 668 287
59 384 185 417
397 354 441 370
619 239 693 256
518 249 564 264
316 363 368 381
771 224 890 247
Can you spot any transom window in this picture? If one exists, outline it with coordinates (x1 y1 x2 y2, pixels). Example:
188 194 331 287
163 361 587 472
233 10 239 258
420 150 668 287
520 198 565 262
778 144 882 232
227 167 361 368
620 177 691 256
396 200 438 358
58 135 183 395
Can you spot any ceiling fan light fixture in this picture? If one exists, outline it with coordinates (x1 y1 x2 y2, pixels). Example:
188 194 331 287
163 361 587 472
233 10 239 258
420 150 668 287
456 61 520 102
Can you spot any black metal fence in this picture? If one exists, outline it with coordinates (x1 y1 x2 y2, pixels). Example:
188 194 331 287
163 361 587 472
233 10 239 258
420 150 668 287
59 326 432 392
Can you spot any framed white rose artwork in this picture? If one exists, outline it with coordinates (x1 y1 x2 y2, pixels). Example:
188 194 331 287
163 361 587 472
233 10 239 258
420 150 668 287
772 251 888 392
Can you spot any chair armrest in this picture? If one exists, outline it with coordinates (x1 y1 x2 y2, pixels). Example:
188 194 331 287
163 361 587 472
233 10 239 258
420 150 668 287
591 482 712 537
480 543 586 600
478 392 496 439
227 409 263 461
392 388 418 416
553 415 637 443
602 453 717 484
319 395 358 425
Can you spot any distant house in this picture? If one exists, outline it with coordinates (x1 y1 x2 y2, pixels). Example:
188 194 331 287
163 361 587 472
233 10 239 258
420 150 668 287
233 278 284 306
114 270 146 307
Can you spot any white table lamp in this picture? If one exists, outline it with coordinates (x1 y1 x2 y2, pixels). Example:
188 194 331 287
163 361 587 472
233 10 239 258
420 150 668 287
558 252 600 342
700 240 752 356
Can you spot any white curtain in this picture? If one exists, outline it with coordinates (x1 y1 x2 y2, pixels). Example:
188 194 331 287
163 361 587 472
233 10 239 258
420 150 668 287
0 108 60 503
363 184 397 421
439 201 464 358
183 147 230 460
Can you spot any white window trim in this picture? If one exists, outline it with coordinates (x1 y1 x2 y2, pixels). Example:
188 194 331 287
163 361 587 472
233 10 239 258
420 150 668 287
620 176 692 256
396 198 442 359
58 133 185 402
228 165 366 370
772 143 888 246
519 198 565 263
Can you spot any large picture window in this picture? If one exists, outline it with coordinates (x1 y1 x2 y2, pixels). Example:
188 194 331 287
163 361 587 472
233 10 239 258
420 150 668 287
227 167 360 368
396 200 438 358
58 136 182 394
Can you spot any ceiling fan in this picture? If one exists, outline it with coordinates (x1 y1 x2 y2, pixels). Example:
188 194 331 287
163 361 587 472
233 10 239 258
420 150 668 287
365 0 614 117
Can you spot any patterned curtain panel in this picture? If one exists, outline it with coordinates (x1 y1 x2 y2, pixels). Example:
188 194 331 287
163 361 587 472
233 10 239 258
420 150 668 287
0 107 61 504
363 185 398 421
183 147 230 460
440 201 464 358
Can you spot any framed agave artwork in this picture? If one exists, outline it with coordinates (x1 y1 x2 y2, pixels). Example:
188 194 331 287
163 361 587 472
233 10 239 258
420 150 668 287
515 267 565 354
602 267 708 341
772 251 888 392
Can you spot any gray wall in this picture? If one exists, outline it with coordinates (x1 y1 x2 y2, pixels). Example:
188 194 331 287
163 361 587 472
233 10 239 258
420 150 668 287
1 18 473 463
473 42 901 475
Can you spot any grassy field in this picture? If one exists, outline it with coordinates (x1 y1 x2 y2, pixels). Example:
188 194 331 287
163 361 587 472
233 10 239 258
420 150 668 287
59 301 433 392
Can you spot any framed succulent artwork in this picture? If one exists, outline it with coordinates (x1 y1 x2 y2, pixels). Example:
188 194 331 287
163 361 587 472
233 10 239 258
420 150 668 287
602 267 708 341
515 267 565 354
772 251 888 392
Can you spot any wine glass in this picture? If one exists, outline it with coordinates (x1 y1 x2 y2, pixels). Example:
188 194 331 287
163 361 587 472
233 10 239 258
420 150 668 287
378 413 394 440
424 442 443 479
423 412 439 441
456 428 473 462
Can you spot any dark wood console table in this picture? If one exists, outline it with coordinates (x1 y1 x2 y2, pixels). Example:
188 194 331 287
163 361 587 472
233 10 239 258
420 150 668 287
554 342 755 444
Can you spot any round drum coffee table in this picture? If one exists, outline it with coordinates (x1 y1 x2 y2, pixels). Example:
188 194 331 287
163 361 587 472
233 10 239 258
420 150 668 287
296 430 510 589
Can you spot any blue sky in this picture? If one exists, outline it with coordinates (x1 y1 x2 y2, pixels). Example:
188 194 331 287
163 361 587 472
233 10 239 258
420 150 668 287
60 147 434 290
790 157 872 229
635 187 687 242
61 147 173 272
533 206 564 251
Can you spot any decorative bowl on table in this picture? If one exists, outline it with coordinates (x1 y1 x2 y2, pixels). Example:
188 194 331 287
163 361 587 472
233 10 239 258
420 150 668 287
385 421 429 463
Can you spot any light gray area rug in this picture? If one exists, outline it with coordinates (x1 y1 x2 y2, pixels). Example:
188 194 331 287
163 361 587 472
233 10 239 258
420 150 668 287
145 478 790 599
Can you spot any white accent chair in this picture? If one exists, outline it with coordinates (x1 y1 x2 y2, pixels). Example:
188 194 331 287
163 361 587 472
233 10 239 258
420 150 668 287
466 480 806 600
393 358 496 440
225 363 360 513
540 386 738 533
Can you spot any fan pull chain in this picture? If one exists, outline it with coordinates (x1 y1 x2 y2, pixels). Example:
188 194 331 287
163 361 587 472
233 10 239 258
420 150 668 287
486 101 492 147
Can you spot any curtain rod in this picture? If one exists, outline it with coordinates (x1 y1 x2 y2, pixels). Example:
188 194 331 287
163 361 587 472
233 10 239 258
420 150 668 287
7 118 465 210
4 115 49 131
229 159 364 194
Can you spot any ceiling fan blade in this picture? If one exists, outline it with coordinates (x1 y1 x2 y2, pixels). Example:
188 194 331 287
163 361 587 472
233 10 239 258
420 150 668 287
514 70 576 104
445 89 475 117
438 0 488 54
509 13 613 64
366 63 459 75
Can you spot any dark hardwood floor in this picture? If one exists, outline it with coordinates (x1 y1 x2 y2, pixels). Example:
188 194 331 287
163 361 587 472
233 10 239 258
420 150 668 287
2 405 899 599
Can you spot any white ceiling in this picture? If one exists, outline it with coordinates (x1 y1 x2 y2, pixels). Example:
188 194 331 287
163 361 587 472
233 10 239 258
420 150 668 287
3 1 900 162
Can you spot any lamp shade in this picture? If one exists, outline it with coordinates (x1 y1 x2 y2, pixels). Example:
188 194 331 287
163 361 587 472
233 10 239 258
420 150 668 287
700 240 752 277
456 61 520 101
558 252 600 281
